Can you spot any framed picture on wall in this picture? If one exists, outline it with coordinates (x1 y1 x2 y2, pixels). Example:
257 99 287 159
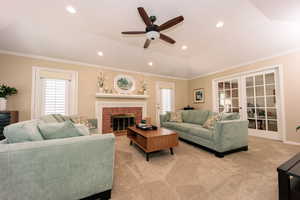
194 88 205 103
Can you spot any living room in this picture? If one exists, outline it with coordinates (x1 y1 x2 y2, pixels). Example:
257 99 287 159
0 1 300 200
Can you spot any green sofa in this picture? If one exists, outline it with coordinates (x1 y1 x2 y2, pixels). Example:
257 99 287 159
160 110 248 157
0 118 115 200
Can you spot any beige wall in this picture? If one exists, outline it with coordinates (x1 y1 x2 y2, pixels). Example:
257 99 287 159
0 53 189 125
189 51 300 143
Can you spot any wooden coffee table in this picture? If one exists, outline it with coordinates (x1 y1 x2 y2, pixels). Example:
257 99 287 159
127 126 179 161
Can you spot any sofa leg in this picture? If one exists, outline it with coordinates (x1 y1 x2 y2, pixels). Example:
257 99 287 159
242 146 248 151
215 152 224 158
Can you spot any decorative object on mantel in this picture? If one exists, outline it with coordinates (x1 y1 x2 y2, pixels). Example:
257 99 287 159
138 81 148 95
97 72 105 93
194 88 205 103
114 75 135 94
0 84 18 111
297 126 300 132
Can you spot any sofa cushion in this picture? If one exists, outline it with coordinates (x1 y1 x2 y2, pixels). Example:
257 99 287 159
38 120 84 140
40 114 58 123
221 113 240 121
74 124 90 136
170 111 183 123
181 110 210 125
203 113 222 129
162 122 193 132
188 125 213 140
4 120 44 143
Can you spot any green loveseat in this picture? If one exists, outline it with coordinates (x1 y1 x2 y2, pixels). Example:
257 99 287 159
160 110 248 157
0 118 115 200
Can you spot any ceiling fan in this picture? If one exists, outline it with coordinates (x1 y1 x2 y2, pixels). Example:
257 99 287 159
122 7 184 49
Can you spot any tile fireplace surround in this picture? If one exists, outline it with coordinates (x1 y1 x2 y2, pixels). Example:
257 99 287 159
96 101 147 134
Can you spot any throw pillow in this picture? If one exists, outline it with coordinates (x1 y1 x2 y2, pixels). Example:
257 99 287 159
169 111 183 123
203 113 222 129
74 124 90 136
220 113 240 121
4 120 44 143
38 120 84 140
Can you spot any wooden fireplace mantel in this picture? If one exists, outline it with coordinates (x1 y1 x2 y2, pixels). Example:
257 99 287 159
95 93 149 99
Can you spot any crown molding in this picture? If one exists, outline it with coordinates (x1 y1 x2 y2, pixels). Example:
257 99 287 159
0 50 188 80
190 48 300 80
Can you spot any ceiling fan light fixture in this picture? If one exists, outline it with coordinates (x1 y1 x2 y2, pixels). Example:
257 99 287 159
146 31 160 40
216 21 224 28
148 62 153 66
66 5 77 14
181 45 188 50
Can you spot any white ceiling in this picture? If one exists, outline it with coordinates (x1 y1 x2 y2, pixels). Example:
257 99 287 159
1 0 300 79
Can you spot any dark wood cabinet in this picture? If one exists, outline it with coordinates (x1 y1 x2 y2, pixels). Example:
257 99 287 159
0 111 19 140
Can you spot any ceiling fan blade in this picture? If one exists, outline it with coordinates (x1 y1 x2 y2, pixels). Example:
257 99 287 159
160 33 176 44
122 31 146 35
159 16 184 31
144 39 151 48
137 7 152 26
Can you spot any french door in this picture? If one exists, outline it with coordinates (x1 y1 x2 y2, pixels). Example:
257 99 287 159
214 68 282 140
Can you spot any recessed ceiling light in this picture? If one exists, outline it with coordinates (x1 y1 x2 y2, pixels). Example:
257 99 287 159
97 51 103 56
66 6 77 14
181 45 188 50
216 21 224 28
148 62 153 66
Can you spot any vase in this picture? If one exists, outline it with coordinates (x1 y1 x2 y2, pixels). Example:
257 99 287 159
0 98 7 111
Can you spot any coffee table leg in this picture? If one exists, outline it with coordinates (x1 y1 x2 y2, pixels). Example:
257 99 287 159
146 153 149 161
170 148 174 155
130 140 133 145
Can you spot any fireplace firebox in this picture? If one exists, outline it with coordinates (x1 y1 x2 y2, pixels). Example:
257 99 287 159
111 114 135 134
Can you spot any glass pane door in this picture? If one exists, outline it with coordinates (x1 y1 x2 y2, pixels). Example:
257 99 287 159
216 78 240 113
245 71 279 138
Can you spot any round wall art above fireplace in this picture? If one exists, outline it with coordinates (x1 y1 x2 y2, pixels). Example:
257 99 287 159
114 75 135 94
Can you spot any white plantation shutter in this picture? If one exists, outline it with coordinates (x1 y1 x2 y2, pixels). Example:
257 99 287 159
41 78 69 115
160 88 172 114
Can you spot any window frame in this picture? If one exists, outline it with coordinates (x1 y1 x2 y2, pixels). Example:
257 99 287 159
31 67 78 119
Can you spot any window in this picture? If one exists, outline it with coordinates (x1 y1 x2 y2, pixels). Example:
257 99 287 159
160 88 172 114
32 67 78 119
41 78 69 115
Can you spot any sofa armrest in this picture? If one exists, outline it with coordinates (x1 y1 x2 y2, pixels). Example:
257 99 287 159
0 134 115 200
160 113 169 125
213 120 248 153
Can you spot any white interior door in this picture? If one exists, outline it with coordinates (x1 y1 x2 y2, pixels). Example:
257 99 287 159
156 82 175 126
242 69 281 140
213 77 243 114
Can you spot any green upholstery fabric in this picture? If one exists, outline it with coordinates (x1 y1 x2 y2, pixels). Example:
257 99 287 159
38 120 84 140
161 109 248 154
188 125 213 140
74 124 90 136
181 110 210 125
220 113 240 121
4 120 44 144
39 115 58 123
0 134 115 200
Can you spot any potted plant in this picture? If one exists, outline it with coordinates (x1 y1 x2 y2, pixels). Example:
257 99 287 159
0 84 17 111
297 126 300 132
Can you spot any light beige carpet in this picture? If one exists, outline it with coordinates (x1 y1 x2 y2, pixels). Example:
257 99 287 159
111 136 299 200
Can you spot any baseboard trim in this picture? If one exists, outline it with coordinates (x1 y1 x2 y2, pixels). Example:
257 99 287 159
283 141 300 146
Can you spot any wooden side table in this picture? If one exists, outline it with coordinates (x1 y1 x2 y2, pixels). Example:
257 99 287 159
0 111 19 139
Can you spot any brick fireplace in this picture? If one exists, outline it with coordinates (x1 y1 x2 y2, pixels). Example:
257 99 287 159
102 107 142 134
96 101 147 134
